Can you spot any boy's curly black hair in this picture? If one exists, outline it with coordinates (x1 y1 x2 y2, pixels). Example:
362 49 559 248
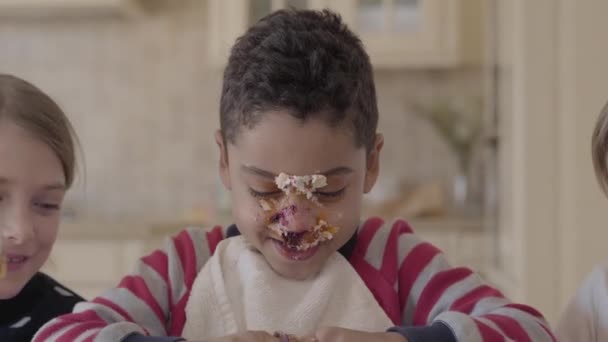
220 9 378 151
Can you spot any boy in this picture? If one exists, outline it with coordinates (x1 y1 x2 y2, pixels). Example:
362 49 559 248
34 9 554 342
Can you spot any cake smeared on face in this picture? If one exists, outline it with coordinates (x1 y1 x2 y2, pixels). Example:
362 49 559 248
268 204 297 227
266 214 339 251
259 172 339 251
275 172 327 204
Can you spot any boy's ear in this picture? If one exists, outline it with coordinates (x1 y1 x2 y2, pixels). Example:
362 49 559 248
215 130 232 190
363 133 384 193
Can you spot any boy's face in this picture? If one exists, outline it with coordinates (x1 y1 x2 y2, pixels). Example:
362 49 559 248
216 111 383 280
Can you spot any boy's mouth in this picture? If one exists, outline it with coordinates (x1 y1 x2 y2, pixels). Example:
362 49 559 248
271 238 320 261
266 217 338 251
282 231 306 248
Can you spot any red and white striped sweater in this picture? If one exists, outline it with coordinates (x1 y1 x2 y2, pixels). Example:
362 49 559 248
33 218 555 342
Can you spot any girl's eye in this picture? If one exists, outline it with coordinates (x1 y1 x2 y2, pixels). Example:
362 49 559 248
249 188 282 198
34 202 61 214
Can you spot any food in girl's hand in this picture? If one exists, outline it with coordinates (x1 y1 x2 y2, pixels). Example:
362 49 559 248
0 238 5 279
0 256 6 279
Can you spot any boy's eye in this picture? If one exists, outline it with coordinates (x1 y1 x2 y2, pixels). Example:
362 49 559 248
249 188 282 198
315 188 346 199
248 187 346 200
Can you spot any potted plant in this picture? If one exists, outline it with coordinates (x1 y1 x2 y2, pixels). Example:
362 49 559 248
412 97 483 213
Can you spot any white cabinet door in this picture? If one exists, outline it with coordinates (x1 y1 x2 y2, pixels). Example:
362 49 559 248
207 0 479 68
0 0 138 17
334 0 462 68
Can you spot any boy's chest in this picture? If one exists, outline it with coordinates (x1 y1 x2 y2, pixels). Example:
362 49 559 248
180 236 394 339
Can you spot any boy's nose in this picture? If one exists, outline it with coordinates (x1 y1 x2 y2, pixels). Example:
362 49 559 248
280 197 317 233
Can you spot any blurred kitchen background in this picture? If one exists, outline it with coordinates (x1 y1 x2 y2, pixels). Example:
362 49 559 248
1 0 607 326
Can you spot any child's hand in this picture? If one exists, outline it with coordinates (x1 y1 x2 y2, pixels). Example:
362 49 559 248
301 327 408 342
192 330 280 342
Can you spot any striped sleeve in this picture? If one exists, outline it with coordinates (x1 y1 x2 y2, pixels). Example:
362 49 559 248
32 226 226 342
353 218 555 342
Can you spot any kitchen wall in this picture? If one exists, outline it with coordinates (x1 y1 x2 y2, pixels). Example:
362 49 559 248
0 0 486 223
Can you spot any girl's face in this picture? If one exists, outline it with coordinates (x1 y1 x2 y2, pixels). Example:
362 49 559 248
0 119 66 299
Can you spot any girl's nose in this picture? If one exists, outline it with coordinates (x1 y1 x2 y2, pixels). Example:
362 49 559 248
1 204 34 245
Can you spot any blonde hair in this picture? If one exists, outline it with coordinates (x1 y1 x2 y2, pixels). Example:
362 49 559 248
0 74 78 188
592 101 608 196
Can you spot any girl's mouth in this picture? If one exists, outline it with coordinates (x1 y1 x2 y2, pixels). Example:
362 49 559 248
5 255 29 272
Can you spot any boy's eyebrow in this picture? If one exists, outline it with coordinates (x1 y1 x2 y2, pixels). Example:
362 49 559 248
241 165 353 179
241 166 276 179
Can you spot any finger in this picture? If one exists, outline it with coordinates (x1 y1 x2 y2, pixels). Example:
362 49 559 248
247 330 280 341
315 326 357 342
315 326 341 340
273 331 300 342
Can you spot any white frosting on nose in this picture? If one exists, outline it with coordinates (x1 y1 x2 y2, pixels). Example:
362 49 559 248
274 172 327 203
